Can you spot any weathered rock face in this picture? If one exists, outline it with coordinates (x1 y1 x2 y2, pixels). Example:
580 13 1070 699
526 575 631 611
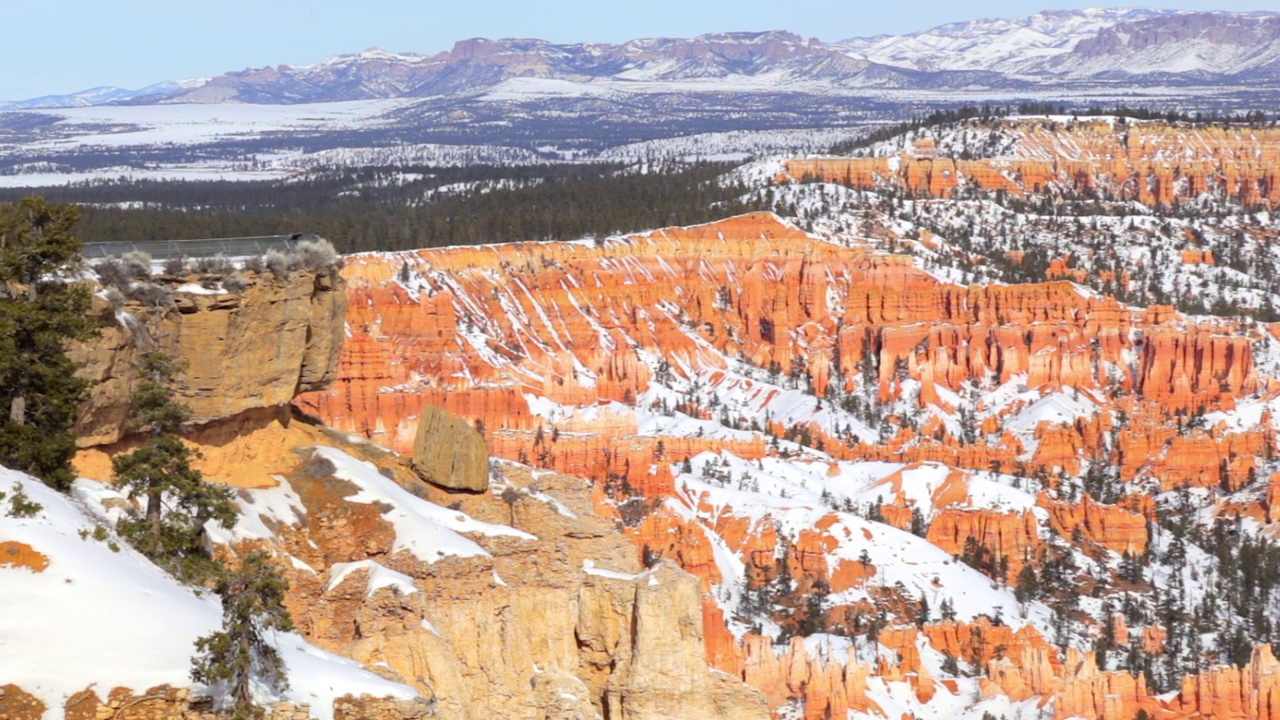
72 268 346 447
250 439 767 720
298 213 1258 488
74 406 324 489
926 508 1041 578
712 620 1280 720
411 405 490 492
591 561 770 720
20 251 775 720
1170 644 1280 720
1040 493 1148 554
20 423 768 720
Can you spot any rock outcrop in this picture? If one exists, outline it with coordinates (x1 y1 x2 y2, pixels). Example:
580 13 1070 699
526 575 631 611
0 541 48 572
251 439 767 720
72 268 346 447
590 561 770 720
39 144 1280 720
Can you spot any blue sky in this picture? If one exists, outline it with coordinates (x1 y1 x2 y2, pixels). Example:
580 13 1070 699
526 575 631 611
3 0 1276 100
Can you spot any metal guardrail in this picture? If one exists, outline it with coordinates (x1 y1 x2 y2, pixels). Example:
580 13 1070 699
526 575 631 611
82 234 311 260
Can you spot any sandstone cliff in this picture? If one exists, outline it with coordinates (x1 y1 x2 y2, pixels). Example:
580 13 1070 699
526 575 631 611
72 267 347 448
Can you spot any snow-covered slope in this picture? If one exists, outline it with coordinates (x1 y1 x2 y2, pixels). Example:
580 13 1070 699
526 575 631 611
840 8 1167 75
0 467 418 720
1050 12 1280 79
842 9 1280 82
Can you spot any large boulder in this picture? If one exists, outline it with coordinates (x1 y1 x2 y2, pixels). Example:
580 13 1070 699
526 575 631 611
410 405 490 492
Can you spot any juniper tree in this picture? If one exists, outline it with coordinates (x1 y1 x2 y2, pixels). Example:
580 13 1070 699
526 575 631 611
114 352 236 583
0 196 96 491
191 550 295 720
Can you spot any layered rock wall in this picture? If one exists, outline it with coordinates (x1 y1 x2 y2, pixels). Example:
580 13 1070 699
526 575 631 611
72 268 347 448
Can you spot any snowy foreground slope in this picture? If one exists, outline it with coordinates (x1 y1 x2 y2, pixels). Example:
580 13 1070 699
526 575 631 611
0 465 417 720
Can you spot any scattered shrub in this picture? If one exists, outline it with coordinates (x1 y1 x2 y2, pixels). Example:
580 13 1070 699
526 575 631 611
500 486 522 506
222 273 250 293
77 524 119 551
103 287 126 310
93 258 128 288
127 282 173 308
190 255 232 276
301 451 336 479
242 255 265 274
163 255 187 276
5 482 42 518
264 248 298 278
121 251 152 280
295 238 339 271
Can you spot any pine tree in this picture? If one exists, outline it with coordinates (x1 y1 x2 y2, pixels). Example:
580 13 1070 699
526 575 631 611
191 550 295 719
0 196 97 491
940 597 957 622
1015 564 1040 604
114 352 236 584
910 506 926 536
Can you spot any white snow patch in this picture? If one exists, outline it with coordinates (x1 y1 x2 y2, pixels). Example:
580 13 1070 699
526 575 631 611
0 470 416 720
326 559 419 597
314 446 535 563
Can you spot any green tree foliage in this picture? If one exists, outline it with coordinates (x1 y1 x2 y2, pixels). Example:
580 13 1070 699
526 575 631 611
191 550 295 720
0 196 96 491
1 482 43 518
114 352 235 584
1015 564 1041 604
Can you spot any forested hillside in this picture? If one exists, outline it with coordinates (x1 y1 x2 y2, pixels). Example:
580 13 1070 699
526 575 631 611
2 163 762 253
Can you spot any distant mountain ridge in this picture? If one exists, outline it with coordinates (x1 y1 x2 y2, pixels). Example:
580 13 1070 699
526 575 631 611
853 8 1280 81
5 8 1280 109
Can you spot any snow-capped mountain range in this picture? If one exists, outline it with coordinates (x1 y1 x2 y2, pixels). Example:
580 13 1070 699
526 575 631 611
6 8 1280 109
841 8 1280 79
